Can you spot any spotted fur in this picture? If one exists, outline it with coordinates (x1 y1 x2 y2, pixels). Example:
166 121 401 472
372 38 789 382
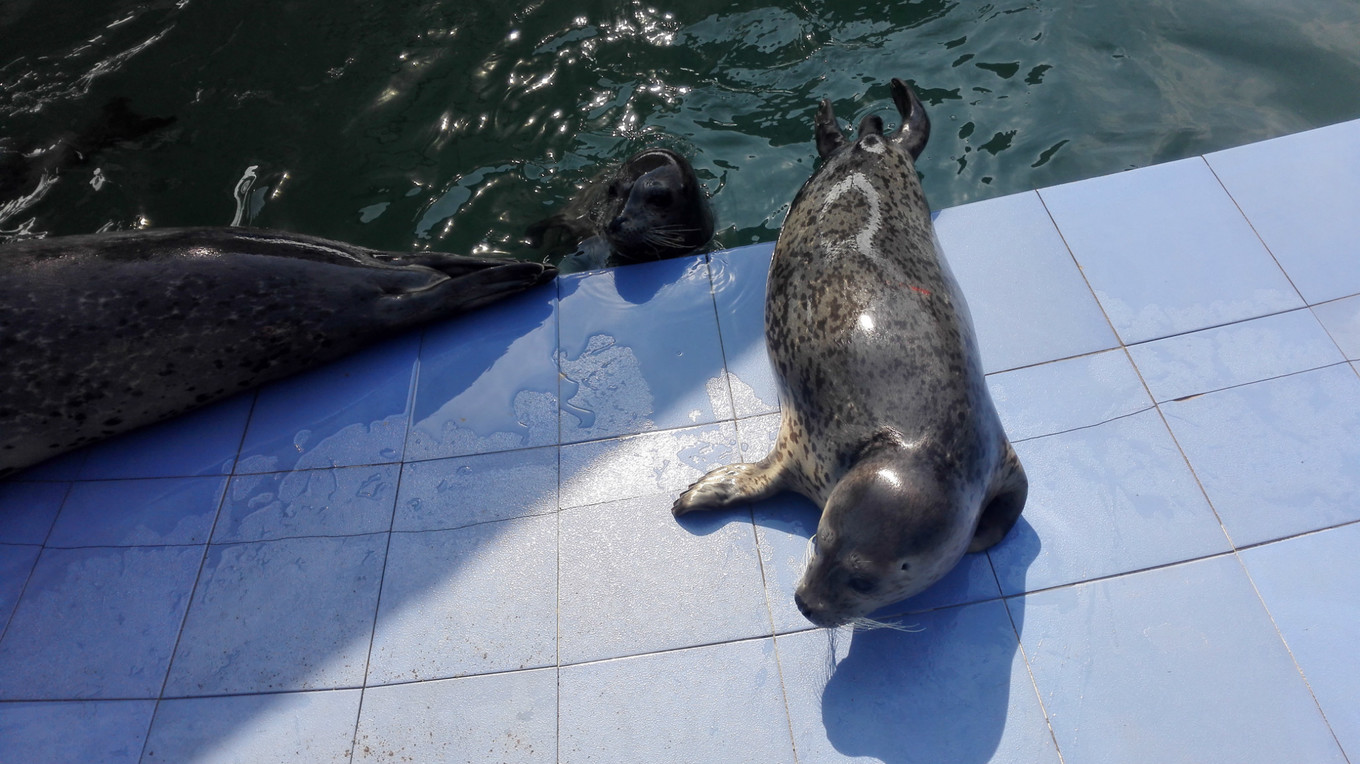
0 227 555 477
674 79 1027 628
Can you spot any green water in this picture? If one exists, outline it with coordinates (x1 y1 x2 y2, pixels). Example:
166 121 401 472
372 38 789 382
3 0 1359 262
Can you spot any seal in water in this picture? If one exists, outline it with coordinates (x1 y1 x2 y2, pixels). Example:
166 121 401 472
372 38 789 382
673 79 1027 628
0 227 556 477
527 148 714 270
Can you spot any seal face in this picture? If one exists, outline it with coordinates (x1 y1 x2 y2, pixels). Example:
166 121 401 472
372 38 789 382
673 79 1027 628
528 148 714 269
0 227 555 477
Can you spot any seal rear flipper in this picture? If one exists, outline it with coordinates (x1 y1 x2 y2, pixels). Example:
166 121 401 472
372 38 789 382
815 99 847 159
888 78 930 160
672 458 786 517
392 260 556 317
968 443 1027 553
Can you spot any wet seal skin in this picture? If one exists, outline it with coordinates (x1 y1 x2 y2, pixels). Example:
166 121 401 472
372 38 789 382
0 227 556 478
673 79 1027 629
528 147 714 271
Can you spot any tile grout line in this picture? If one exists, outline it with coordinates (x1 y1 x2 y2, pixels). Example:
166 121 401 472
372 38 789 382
138 388 261 763
1200 156 1309 307
990 550 1067 764
553 267 564 764
0 480 76 648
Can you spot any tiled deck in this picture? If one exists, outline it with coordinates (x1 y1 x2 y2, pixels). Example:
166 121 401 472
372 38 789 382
2 119 1358 763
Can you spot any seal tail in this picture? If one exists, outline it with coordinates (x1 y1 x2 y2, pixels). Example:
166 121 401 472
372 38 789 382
815 100 847 159
888 78 931 160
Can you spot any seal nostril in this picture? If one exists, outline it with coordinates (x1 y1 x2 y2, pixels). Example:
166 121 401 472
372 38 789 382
794 593 812 617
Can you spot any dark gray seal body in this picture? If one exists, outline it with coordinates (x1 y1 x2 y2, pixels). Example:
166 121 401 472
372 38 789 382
674 79 1027 628
0 227 555 477
528 148 714 270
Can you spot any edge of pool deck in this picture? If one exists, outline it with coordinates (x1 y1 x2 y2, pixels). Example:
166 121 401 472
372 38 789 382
2 118 1359 763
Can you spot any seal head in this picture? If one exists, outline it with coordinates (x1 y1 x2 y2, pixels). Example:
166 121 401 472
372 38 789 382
673 79 1026 628
529 148 714 269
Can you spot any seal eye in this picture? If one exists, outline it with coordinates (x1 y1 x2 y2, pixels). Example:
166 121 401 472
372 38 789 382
847 576 876 594
643 186 672 207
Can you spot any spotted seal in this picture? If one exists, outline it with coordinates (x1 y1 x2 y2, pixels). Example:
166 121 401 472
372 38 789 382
0 227 555 477
528 148 714 270
673 79 1027 628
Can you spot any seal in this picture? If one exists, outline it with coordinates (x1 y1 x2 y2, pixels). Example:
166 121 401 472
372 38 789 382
673 79 1027 628
528 147 714 270
0 227 556 477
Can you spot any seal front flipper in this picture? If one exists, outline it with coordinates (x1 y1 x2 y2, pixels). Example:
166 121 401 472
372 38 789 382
672 458 787 517
968 443 1028 553
398 259 557 316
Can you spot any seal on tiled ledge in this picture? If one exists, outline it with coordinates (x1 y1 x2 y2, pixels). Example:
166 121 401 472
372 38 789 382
528 148 714 271
0 227 555 478
674 79 1027 628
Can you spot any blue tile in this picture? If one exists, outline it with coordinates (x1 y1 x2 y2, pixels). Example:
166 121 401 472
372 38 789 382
751 493 1002 632
935 191 1118 372
1019 556 1345 763
1242 524 1360 760
558 639 794 764
708 243 781 418
1039 158 1301 344
367 516 556 684
0 545 201 699
77 393 253 480
1161 365 1360 546
986 349 1152 442
559 492 767 664
0 481 67 544
215 464 398 542
236 334 420 473
735 412 780 464
0 700 155 764
165 534 385 695
1206 120 1360 304
354 669 556 763
394 446 556 532
405 284 559 461
144 690 361 763
558 421 738 510
49 476 227 547
4 448 86 482
778 601 1060 764
1313 294 1360 361
556 256 730 443
1128 308 1345 402
991 409 1228 595
0 545 40 632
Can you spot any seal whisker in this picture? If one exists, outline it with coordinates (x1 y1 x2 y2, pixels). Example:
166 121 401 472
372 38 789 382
846 616 923 633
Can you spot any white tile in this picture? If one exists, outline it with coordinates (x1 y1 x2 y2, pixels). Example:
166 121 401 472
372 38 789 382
166 534 386 695
986 349 1151 442
991 409 1229 595
778 601 1060 763
0 700 155 763
215 465 397 542
936 190 1117 372
394 447 556 532
1040 158 1301 344
1020 556 1345 764
0 546 201 699
354 669 556 763
1206 120 1360 304
367 515 556 684
1128 308 1344 402
1313 294 1360 361
558 422 738 510
559 493 768 664
559 640 794 764
145 690 360 764
1161 365 1360 546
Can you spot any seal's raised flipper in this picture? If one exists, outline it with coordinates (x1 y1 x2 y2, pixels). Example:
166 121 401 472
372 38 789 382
673 459 787 517
815 99 847 159
888 78 930 160
968 443 1028 553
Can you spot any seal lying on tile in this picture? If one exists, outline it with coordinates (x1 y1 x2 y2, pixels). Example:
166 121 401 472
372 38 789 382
0 227 556 477
528 148 714 271
673 79 1027 628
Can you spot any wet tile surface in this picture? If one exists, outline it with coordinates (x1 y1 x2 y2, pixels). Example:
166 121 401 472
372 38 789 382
3 123 1357 763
